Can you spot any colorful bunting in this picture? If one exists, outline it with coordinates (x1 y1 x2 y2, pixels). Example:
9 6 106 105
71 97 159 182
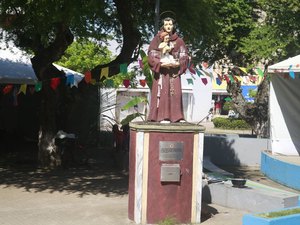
18 84 27 95
239 67 247 74
201 78 208 85
195 68 203 77
101 67 109 79
187 78 194 85
228 74 234 82
139 79 146 87
84 71 92 83
66 75 74 86
216 77 222 85
35 82 42 92
106 79 114 87
224 75 230 83
50 78 60 90
256 68 264 77
123 79 130 88
289 70 295 79
120 63 128 74
2 85 13 94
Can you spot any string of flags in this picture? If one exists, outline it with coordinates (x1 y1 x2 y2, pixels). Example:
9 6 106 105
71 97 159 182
3 57 299 97
1 63 129 95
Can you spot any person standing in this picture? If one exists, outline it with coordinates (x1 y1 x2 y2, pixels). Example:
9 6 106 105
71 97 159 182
147 17 189 123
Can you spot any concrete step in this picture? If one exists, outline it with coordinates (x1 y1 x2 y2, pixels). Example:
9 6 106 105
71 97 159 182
202 179 299 213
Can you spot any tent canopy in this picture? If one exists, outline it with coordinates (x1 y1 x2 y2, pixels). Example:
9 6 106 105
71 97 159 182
268 54 300 156
268 55 300 73
0 46 83 84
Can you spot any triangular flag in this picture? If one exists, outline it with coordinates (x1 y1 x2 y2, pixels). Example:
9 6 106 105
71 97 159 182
66 75 74 86
2 84 13 94
120 63 128 74
84 71 91 83
289 70 295 79
239 67 247 74
256 68 264 77
216 77 222 85
228 74 234 82
139 79 146 87
187 78 194 85
106 79 114 87
18 84 27 95
249 75 257 83
50 77 61 90
195 68 203 77
35 82 42 92
100 67 109 79
201 78 208 85
123 79 130 88
223 74 230 83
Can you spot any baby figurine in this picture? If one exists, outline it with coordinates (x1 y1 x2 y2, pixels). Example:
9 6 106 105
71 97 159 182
158 32 179 67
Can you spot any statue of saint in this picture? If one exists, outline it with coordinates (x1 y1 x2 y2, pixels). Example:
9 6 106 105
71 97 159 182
147 17 189 123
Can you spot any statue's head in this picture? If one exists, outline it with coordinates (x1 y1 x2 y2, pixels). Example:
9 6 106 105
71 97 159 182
161 17 175 34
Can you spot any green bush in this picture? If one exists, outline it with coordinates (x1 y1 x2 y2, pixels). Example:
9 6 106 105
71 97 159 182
212 117 251 130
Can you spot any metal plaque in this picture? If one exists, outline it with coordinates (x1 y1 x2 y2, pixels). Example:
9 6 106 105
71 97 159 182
161 164 181 182
159 141 184 161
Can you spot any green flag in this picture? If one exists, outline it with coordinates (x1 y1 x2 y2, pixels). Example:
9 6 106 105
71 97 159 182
35 82 42 92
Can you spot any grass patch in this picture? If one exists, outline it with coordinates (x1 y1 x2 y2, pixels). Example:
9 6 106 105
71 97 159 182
258 208 300 218
158 216 178 225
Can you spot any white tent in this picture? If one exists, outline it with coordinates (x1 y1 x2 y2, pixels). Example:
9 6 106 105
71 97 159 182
268 55 300 155
0 46 84 84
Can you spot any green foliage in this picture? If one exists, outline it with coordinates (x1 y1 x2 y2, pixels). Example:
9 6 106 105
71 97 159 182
223 102 234 112
258 208 300 218
212 117 251 130
120 113 144 126
248 89 257 98
121 96 147 111
120 96 148 125
139 49 153 90
57 39 113 73
157 216 178 225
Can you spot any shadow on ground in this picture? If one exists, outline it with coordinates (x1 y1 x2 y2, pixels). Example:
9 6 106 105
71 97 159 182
0 138 128 197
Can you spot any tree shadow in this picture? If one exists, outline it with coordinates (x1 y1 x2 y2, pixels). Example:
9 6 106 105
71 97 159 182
204 134 241 167
0 136 128 197
0 166 128 197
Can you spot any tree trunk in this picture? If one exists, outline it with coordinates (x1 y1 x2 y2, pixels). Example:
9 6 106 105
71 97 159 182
227 74 269 138
31 23 73 168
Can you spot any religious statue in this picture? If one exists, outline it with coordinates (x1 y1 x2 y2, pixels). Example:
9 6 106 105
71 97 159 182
147 17 189 123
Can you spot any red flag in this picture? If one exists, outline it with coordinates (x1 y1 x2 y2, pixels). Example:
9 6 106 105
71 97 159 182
139 79 146 87
223 74 230 83
201 78 208 85
123 79 130 88
50 78 61 90
2 85 13 94
84 71 92 83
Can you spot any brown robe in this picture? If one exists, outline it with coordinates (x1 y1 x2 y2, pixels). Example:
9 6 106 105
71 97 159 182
147 31 189 122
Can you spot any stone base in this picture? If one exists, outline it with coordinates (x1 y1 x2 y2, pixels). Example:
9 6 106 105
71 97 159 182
128 122 205 224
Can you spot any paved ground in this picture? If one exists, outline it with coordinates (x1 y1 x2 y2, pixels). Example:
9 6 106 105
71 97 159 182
0 123 298 225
